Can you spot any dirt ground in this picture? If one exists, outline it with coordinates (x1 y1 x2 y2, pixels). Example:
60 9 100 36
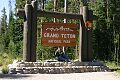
0 72 120 80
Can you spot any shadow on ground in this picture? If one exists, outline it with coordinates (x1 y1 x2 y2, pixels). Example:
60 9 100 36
0 74 30 79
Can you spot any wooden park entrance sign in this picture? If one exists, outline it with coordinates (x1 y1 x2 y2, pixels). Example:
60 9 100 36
17 0 93 62
42 23 77 47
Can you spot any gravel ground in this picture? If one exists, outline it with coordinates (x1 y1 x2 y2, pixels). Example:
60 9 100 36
0 72 120 80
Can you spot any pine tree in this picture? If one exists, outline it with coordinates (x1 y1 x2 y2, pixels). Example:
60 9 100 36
8 0 23 56
0 8 9 52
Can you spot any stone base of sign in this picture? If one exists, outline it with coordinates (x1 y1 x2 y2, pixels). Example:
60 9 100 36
8 60 110 74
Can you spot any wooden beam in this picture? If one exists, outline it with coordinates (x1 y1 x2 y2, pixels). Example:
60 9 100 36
38 10 82 19
17 9 25 17
17 9 98 20
17 9 82 20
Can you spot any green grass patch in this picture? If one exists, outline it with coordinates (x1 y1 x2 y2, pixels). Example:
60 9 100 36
115 70 120 77
0 52 22 73
0 53 13 66
2 65 9 74
105 61 120 76
0 52 22 74
105 61 120 69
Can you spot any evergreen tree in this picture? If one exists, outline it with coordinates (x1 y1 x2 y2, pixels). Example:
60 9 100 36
0 8 9 52
8 0 23 57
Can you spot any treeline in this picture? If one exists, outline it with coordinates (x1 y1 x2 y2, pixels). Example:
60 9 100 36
89 0 120 63
0 0 120 63
0 0 23 63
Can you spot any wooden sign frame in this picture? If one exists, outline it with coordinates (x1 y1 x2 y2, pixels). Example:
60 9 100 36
17 0 93 61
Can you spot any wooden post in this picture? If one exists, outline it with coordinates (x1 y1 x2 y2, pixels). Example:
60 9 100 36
87 28 92 61
81 6 89 61
87 10 93 61
64 0 67 23
79 22 82 62
79 7 83 62
30 0 37 62
23 3 32 62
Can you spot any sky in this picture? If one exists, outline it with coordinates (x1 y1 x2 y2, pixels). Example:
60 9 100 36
0 0 15 21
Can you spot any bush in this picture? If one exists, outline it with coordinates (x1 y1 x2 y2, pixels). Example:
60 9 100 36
2 66 9 74
0 54 3 66
116 70 120 76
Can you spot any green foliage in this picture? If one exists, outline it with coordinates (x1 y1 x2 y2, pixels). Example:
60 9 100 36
0 7 10 52
8 17 23 58
88 0 120 61
105 61 120 76
37 46 55 60
0 1 23 67
68 0 81 13
65 47 76 60
0 7 7 31
8 40 16 55
116 70 120 76
0 53 13 67
2 66 9 74
105 61 118 68
45 0 54 11
16 0 26 8
8 0 23 58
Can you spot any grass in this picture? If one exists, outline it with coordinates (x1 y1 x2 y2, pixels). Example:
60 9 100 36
0 53 13 67
0 52 22 74
0 53 13 74
105 61 120 76
1 65 9 74
105 61 117 68
116 70 120 76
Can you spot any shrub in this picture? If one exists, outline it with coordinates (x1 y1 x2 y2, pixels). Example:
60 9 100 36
2 66 9 74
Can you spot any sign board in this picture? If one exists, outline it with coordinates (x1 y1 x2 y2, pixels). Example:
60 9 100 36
42 22 78 47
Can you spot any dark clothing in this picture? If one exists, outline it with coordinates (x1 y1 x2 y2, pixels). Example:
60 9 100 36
56 52 70 62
